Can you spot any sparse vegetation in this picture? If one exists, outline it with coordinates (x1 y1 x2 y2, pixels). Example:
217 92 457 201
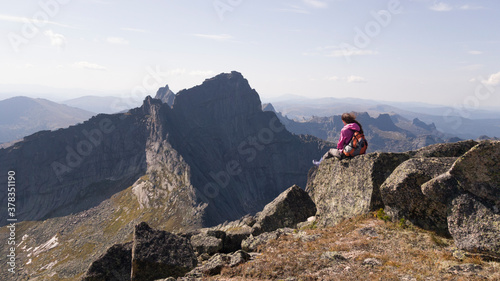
398 217 407 229
376 208 390 222
217 213 500 280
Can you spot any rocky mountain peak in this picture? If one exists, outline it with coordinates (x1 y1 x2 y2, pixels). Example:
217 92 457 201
262 103 276 113
413 118 436 131
155 84 176 106
172 71 262 124
141 95 163 110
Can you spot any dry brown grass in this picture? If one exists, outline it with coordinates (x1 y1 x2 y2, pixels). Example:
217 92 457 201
216 213 499 281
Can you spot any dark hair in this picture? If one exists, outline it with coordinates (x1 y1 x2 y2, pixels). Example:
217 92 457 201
341 112 363 134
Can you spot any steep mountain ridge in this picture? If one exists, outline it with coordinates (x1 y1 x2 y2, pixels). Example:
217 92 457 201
0 72 329 280
167 71 328 225
0 71 328 227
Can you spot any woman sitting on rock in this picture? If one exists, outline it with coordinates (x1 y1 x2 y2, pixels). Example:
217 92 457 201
313 112 366 166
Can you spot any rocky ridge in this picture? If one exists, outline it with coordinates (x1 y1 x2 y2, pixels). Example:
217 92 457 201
80 140 499 280
308 140 500 259
0 72 329 280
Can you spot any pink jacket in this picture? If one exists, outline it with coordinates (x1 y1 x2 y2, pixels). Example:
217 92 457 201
337 123 360 150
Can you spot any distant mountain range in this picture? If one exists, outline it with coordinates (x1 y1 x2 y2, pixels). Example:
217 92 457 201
62 95 143 114
263 104 452 152
2 86 498 147
61 84 175 114
0 86 175 145
0 96 95 145
264 96 500 140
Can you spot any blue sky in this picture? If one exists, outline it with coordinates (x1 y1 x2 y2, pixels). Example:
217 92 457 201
1 0 500 109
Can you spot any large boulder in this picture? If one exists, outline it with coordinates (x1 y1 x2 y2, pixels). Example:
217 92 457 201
422 141 500 206
216 215 255 253
448 140 500 206
82 242 133 281
380 157 457 234
421 141 500 257
252 185 316 235
190 230 225 255
421 172 461 205
411 140 478 158
448 194 500 258
131 222 197 281
306 153 409 227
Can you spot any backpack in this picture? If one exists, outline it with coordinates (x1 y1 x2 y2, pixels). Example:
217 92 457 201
343 130 368 157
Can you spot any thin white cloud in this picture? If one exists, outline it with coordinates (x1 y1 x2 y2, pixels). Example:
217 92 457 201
193 34 232 41
483 72 500 86
166 69 186 75
73 61 107 71
468 50 482 55
121 27 150 33
189 70 216 76
303 0 328 9
459 4 484 10
90 0 111 4
0 14 72 28
429 2 453 12
328 49 378 57
304 46 378 58
106 37 129 45
44 30 66 48
459 64 484 71
277 5 310 14
166 69 215 76
325 75 368 83
346 75 367 83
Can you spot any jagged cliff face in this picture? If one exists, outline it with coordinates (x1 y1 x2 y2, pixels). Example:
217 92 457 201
0 71 327 227
0 109 149 224
0 72 328 280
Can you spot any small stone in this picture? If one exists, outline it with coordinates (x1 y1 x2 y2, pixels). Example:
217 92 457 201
452 248 466 261
400 275 417 281
447 263 483 274
357 227 378 237
362 258 382 267
321 251 347 261
229 250 251 267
